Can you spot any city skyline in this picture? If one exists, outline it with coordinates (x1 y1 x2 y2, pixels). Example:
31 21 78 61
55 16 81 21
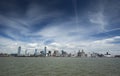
0 0 120 55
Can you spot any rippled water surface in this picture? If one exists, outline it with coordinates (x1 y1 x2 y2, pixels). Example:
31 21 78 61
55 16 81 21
0 57 120 76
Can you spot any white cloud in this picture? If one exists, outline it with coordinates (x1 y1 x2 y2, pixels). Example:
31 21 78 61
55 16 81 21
89 11 107 32
36 17 101 42
0 34 120 55
0 36 44 54
0 1 120 55
87 36 120 54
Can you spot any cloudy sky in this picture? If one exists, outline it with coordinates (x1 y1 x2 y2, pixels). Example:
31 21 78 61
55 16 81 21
0 0 120 54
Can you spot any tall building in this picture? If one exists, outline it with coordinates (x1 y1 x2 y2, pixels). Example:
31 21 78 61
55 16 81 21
18 46 21 56
53 50 61 57
61 50 67 57
48 51 51 56
34 49 38 56
44 46 47 56
25 49 27 56
25 49 29 56
77 49 87 57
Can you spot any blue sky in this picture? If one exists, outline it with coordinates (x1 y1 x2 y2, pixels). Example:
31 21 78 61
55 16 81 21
0 0 120 54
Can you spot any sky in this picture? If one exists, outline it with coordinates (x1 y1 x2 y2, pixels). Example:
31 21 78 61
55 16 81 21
0 0 120 55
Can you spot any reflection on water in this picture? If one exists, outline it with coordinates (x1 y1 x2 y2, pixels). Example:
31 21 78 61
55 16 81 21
0 57 120 76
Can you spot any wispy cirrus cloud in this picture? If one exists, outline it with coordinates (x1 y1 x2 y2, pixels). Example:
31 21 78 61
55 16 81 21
0 0 120 55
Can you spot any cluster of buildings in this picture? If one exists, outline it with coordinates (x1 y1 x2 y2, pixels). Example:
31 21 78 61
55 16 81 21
16 46 70 57
11 46 120 58
0 53 9 57
0 46 120 58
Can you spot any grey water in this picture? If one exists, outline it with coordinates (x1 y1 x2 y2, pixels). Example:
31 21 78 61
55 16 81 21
0 57 120 76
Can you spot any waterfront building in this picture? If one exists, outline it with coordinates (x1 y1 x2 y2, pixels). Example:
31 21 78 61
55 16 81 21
77 50 81 57
44 46 47 56
53 50 61 57
77 49 87 57
114 55 120 58
0 53 9 57
40 51 44 57
104 52 111 57
91 52 98 58
17 46 21 56
61 50 67 57
34 49 38 56
48 51 51 56
25 49 27 55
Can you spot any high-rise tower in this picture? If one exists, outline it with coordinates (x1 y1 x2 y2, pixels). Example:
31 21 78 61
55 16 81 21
44 46 47 56
34 49 37 56
18 46 21 56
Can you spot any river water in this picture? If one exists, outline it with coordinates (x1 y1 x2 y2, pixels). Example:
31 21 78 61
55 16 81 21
0 57 120 76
